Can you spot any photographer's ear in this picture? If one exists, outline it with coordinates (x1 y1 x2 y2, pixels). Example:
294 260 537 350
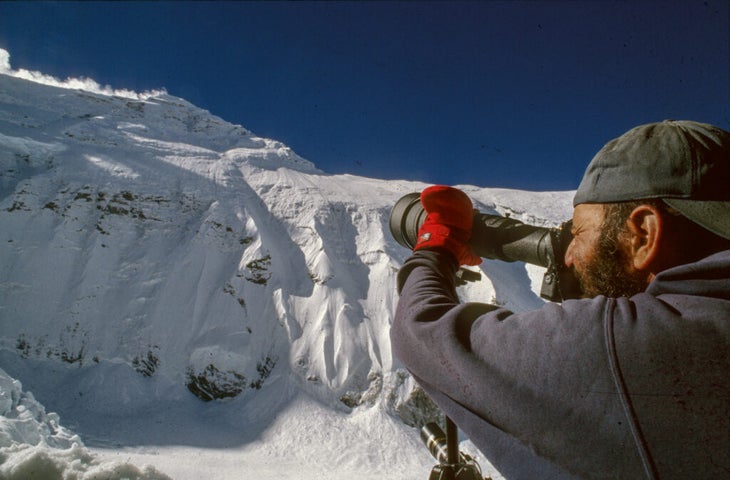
625 204 663 272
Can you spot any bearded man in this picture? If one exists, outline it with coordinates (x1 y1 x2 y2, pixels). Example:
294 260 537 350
391 120 730 479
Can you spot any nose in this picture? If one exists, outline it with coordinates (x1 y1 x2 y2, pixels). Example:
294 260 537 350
564 241 575 268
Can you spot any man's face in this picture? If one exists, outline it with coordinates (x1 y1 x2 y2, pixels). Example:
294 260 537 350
565 203 648 298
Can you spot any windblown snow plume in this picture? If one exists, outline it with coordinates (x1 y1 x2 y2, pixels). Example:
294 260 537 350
0 48 166 100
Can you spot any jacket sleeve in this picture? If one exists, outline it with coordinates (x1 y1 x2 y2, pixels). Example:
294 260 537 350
391 250 645 479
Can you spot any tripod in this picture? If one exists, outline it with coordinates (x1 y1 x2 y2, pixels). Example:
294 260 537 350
421 417 490 480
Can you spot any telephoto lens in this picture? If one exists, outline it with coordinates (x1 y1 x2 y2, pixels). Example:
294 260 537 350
388 192 582 301
388 192 426 251
389 192 558 265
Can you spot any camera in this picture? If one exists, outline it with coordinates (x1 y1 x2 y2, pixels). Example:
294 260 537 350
389 192 581 301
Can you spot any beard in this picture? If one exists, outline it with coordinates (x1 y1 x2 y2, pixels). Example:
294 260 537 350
574 224 649 298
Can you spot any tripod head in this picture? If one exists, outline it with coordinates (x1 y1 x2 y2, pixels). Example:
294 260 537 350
421 420 491 480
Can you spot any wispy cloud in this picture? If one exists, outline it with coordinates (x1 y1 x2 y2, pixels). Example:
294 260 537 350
0 48 166 100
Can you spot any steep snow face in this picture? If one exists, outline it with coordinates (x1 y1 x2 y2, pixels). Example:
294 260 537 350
0 66 575 477
0 70 418 410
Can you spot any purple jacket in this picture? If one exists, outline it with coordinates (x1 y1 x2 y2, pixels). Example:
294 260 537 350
392 249 730 479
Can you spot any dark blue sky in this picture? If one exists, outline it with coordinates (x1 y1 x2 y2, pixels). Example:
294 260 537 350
1 1 728 191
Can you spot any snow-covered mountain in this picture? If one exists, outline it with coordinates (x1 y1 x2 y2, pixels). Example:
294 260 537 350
0 52 574 479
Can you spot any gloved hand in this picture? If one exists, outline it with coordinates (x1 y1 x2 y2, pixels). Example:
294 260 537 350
414 185 482 266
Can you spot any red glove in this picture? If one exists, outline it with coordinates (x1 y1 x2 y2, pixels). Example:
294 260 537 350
414 185 482 266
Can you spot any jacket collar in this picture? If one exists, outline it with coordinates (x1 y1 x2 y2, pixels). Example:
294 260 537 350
646 249 730 299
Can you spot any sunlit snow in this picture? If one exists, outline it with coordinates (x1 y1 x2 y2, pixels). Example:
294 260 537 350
0 49 574 479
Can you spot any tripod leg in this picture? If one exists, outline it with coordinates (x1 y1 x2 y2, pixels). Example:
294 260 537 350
446 417 459 466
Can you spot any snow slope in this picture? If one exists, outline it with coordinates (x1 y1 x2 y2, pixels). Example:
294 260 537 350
0 50 575 479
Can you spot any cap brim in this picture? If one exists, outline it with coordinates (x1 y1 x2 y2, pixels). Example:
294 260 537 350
663 199 730 240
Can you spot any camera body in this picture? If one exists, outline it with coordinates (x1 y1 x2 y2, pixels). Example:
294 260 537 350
389 192 581 301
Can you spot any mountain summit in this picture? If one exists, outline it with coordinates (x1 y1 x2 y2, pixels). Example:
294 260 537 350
0 58 573 478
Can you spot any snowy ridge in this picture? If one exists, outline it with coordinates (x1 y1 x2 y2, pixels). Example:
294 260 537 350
0 52 575 479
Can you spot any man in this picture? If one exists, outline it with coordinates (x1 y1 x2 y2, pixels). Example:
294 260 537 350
391 120 730 479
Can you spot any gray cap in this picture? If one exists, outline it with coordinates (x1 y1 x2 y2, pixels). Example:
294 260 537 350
574 120 730 239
